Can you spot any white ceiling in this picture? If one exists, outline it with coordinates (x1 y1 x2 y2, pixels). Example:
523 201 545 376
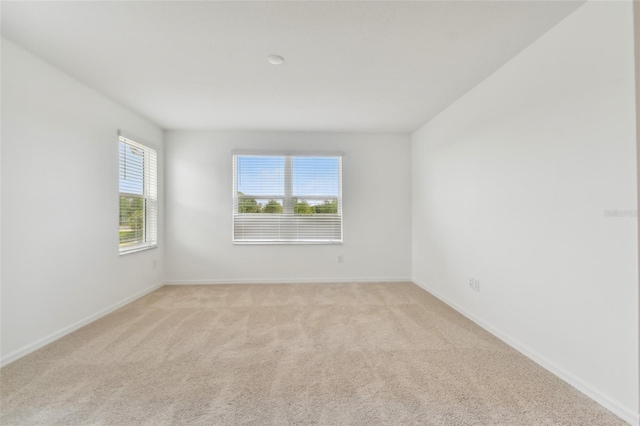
2 1 583 133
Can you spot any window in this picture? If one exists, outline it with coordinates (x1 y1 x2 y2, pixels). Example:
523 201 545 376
119 135 157 254
233 153 343 244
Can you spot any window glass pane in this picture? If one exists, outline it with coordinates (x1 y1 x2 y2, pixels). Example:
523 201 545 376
292 157 339 197
119 196 145 246
237 156 285 196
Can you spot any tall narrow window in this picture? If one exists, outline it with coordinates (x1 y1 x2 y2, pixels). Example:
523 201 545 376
119 135 157 254
233 153 343 244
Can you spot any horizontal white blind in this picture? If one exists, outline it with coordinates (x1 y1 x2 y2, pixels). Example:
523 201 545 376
233 154 342 243
119 136 158 253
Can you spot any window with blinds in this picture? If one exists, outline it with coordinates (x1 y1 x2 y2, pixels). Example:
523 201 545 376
233 153 343 244
119 135 158 254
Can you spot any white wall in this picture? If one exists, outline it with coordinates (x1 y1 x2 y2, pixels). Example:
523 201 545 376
634 2 640 417
165 130 411 283
1 39 165 363
411 2 638 423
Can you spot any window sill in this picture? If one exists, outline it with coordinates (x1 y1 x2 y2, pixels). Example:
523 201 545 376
119 244 158 256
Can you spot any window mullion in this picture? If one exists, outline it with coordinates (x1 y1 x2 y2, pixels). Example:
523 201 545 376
283 156 294 215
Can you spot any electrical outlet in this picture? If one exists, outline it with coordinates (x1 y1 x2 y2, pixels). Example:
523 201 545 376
469 277 480 292
337 255 344 263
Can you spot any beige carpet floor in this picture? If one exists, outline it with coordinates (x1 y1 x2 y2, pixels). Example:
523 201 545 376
0 282 625 425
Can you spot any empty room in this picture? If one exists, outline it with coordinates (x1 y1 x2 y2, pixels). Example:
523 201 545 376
1 0 639 424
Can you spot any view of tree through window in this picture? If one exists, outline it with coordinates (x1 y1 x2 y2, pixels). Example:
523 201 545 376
119 196 144 245
237 195 338 215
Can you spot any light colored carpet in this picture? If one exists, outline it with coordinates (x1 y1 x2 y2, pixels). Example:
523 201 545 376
1 282 625 425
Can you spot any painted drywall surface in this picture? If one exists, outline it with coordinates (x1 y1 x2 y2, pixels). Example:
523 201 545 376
1 39 165 360
412 1 638 421
165 131 411 283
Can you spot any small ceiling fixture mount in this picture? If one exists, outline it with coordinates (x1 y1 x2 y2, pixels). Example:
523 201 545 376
268 55 284 65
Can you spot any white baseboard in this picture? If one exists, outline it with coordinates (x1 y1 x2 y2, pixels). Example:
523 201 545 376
163 277 412 285
0 281 164 368
411 279 638 426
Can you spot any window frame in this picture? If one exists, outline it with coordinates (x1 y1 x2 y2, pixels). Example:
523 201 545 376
232 151 343 245
118 133 158 255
